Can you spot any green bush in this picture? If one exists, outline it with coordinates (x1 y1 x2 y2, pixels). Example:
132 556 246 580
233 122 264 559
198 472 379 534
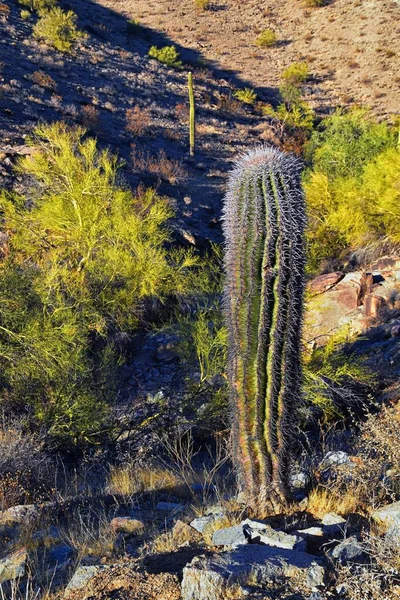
18 0 57 11
148 45 183 69
256 29 277 47
33 7 84 52
304 109 398 270
233 87 257 105
0 123 201 446
282 62 309 86
194 0 212 9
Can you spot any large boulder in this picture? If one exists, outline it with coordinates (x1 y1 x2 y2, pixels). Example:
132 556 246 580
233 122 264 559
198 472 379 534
371 501 400 530
181 545 324 600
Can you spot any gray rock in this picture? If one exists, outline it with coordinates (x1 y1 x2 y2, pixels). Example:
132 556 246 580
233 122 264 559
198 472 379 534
298 527 324 538
321 513 346 536
331 537 367 565
181 545 323 600
48 543 73 567
371 501 400 530
0 548 26 583
243 519 306 551
155 502 184 514
0 504 39 525
306 563 326 589
64 566 102 597
290 471 309 489
320 451 352 469
212 525 247 548
190 515 219 534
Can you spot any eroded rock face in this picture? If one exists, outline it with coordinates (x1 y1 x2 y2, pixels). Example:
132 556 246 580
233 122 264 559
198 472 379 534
181 545 324 600
371 501 400 530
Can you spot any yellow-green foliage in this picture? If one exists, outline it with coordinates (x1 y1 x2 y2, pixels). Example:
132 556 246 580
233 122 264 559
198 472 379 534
0 123 201 446
256 29 277 48
282 62 309 86
303 327 373 422
33 7 84 52
304 109 398 269
148 45 183 69
233 87 257 105
18 0 57 11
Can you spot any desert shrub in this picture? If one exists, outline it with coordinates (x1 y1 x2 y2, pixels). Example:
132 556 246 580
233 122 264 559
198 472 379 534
194 0 212 9
80 104 100 130
304 0 326 6
130 145 186 184
256 29 277 47
233 87 257 105
20 9 31 19
126 105 151 137
33 7 84 52
148 45 183 69
18 0 57 11
0 123 200 446
306 108 395 179
31 70 57 90
304 109 398 269
303 327 373 423
0 425 53 508
282 61 309 86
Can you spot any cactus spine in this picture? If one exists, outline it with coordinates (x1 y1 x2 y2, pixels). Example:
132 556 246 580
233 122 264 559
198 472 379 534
188 72 195 157
222 147 306 511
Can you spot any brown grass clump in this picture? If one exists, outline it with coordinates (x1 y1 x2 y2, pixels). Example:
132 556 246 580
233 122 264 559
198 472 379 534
126 105 151 137
108 463 184 498
130 145 186 185
80 104 100 130
32 70 57 90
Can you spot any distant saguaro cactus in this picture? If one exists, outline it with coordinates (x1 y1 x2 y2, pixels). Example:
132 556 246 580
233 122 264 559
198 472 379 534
188 72 195 157
222 147 306 512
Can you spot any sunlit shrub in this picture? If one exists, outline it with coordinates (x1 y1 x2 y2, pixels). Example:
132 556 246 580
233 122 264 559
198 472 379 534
33 7 84 52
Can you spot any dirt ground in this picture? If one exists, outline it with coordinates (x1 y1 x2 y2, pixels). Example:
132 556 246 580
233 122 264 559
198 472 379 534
101 0 400 118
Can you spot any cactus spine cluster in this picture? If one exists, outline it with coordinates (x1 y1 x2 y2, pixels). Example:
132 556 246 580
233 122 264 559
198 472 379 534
222 147 306 511
188 72 195 157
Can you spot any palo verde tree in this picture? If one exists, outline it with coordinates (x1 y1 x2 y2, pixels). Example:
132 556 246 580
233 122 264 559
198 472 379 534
222 147 306 512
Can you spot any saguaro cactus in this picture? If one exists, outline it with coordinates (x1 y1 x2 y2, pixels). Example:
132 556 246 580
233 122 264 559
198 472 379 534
222 147 306 512
188 72 195 157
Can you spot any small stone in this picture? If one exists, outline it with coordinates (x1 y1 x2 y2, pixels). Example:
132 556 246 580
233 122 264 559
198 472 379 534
0 504 39 525
65 566 102 597
321 513 346 536
0 548 27 583
173 520 202 543
390 323 400 337
306 563 325 589
212 525 247 548
298 527 324 537
110 517 145 535
332 537 366 565
290 471 309 489
320 451 351 469
190 515 219 534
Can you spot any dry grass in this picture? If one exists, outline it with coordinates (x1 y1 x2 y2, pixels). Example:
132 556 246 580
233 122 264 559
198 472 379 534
80 104 100 130
130 145 187 185
107 464 184 498
306 486 364 518
31 70 57 90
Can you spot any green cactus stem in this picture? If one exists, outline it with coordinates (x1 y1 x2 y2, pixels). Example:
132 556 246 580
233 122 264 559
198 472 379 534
222 146 306 512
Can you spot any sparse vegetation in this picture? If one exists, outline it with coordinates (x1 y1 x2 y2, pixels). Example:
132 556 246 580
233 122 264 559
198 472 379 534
148 45 183 69
33 7 84 52
233 87 257 105
256 29 278 48
194 0 212 10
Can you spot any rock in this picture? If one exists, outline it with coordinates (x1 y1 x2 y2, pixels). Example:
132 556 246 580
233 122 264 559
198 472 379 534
331 537 366 565
190 515 218 534
321 513 346 536
0 504 39 525
0 548 27 583
243 520 306 551
308 272 344 295
181 545 324 600
32 526 61 544
371 501 400 530
64 565 102 597
320 451 352 469
155 502 184 514
211 525 247 548
173 520 202 543
298 527 324 537
289 471 309 489
48 543 74 566
110 517 145 535
306 563 326 589
390 322 400 337
364 295 387 318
